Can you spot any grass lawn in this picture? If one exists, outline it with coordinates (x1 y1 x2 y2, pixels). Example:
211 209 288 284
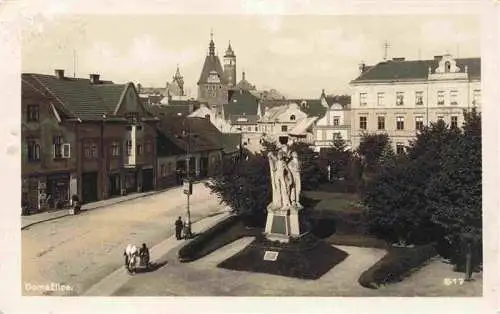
302 191 361 215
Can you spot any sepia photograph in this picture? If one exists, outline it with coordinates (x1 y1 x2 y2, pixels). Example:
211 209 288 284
3 0 498 312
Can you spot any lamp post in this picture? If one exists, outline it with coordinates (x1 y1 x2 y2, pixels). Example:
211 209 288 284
178 113 193 239
237 126 243 162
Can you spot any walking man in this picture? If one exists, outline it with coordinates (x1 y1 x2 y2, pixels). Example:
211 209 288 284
175 216 184 240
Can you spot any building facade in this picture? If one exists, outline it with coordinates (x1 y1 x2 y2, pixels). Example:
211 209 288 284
313 102 351 150
22 71 158 211
349 54 481 151
258 102 308 145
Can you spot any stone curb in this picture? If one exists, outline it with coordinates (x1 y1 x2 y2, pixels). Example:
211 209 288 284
82 210 232 296
21 180 209 231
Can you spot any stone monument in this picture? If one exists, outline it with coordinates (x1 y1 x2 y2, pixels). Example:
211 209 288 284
264 144 304 242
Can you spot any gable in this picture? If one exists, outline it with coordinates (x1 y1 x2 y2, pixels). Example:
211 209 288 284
115 83 147 117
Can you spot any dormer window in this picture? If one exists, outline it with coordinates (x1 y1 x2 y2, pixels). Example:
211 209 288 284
290 115 296 121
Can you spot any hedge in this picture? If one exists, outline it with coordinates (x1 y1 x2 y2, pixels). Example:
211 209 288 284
178 215 260 262
358 243 437 289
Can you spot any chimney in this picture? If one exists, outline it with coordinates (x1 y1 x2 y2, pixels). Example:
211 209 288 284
358 62 366 73
89 74 100 84
434 55 442 61
54 69 65 79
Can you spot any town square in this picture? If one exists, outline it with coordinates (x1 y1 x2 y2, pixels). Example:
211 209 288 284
11 6 493 313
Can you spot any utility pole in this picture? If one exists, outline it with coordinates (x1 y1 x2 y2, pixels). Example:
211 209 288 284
73 49 77 78
383 40 391 60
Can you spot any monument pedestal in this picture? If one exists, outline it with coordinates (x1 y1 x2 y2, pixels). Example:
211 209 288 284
264 206 302 242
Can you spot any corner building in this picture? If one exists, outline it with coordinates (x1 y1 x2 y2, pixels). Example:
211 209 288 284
349 54 481 152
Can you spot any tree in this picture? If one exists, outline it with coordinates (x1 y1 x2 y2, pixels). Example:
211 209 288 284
207 152 270 227
357 133 394 172
426 109 482 268
289 141 325 190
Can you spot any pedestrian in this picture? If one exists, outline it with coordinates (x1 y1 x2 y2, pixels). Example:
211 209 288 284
175 216 183 240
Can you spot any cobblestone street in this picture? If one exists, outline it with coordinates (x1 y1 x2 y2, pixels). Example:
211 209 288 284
22 183 226 296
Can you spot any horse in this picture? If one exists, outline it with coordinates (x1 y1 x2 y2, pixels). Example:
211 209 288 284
125 244 139 274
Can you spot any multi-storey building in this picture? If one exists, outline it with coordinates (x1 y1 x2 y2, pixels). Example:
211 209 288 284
22 70 158 211
349 54 481 152
313 90 351 150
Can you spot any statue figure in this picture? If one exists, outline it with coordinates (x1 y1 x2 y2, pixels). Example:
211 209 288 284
267 152 281 209
275 150 292 208
288 151 302 208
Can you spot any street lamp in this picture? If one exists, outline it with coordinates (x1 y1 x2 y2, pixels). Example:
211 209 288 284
178 113 194 239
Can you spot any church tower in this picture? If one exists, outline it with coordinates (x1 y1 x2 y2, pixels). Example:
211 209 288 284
223 41 237 87
197 31 229 113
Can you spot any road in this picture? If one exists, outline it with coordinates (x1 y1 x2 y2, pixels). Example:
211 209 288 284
21 183 225 296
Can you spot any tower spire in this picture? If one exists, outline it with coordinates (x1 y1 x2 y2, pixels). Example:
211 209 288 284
209 29 215 56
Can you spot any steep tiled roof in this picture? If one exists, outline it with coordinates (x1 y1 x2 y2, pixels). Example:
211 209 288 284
224 89 260 119
220 133 241 154
289 117 318 136
197 55 228 85
145 104 195 118
22 73 129 120
286 99 327 118
156 115 223 153
352 57 480 82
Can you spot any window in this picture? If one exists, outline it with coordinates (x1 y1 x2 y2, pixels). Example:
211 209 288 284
437 116 444 123
53 135 63 158
247 126 252 132
90 143 98 158
396 116 405 130
254 126 258 132
396 92 404 106
137 143 143 155
377 92 384 106
396 142 405 154
473 90 481 106
451 116 458 129
359 116 367 130
26 138 40 161
333 116 340 126
290 115 296 121
415 116 424 131
415 91 424 105
111 141 120 156
450 90 458 105
437 91 445 105
281 125 288 132
126 112 139 125
377 116 385 130
333 132 341 140
359 93 367 106
84 142 97 159
27 105 39 122
125 140 132 156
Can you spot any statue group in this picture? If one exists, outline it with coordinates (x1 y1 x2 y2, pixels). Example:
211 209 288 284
267 144 302 211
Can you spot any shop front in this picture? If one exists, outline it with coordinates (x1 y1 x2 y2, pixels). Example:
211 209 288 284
108 172 121 198
46 172 70 209
141 166 154 192
123 170 138 194
82 171 98 204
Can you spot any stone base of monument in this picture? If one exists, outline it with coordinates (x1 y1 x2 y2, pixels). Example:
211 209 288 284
217 231 349 280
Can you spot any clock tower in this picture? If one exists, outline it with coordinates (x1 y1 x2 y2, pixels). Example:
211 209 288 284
223 41 237 88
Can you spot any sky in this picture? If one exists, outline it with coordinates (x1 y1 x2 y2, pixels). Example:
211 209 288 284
21 14 480 98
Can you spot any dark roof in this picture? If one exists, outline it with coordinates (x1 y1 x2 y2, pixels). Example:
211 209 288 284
156 115 223 153
22 73 131 120
220 133 241 154
224 89 260 120
352 57 481 82
227 114 259 125
287 99 327 118
197 55 228 85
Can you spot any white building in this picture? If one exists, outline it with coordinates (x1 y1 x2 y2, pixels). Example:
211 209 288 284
349 54 481 152
313 102 351 150
189 104 236 133
258 102 308 144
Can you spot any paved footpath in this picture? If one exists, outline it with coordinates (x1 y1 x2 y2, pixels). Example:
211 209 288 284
22 182 228 296
21 190 161 230
84 212 231 296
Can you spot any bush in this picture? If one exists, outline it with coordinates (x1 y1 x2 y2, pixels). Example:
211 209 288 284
178 215 258 262
358 244 437 289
